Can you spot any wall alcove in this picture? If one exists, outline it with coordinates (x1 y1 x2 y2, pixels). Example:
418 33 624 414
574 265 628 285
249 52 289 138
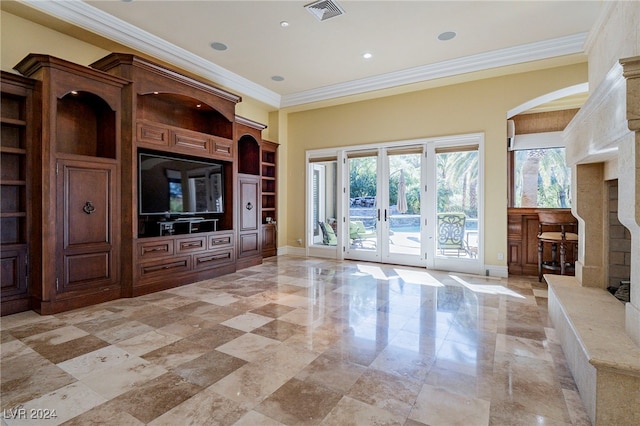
137 93 232 139
56 91 116 158
237 135 260 175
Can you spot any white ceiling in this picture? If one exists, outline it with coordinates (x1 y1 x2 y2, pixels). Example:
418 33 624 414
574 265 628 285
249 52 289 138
12 0 604 109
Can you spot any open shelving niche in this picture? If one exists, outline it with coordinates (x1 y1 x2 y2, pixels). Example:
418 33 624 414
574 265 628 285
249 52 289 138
0 72 35 315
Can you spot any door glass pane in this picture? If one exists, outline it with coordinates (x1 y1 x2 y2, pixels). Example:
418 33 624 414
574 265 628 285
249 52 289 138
388 153 421 257
349 156 378 251
435 149 478 259
312 161 338 246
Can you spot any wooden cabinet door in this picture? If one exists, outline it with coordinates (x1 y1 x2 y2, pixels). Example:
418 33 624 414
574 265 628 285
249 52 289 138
57 159 118 295
238 175 260 258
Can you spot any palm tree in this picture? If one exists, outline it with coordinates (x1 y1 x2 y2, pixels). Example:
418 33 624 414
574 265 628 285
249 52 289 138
437 150 479 217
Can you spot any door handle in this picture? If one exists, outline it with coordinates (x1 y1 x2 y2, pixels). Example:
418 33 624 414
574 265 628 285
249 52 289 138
83 201 96 214
246 202 253 211
377 209 380 221
384 209 388 221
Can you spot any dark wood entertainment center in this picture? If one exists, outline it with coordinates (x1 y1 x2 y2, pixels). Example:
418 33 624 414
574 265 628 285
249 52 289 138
0 53 278 315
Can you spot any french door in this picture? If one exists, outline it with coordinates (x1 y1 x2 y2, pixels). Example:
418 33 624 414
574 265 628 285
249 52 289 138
426 141 482 274
311 134 483 274
345 148 425 266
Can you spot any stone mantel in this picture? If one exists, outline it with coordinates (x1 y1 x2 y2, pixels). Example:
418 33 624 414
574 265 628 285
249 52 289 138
563 59 635 167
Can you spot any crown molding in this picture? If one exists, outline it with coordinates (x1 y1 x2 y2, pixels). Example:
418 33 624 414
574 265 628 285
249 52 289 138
19 0 588 110
18 0 282 108
281 33 589 108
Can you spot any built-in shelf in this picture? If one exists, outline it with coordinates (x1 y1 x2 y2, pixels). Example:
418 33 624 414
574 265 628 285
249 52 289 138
0 71 33 316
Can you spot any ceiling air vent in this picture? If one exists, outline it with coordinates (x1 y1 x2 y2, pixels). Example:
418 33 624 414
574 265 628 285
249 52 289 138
305 0 345 22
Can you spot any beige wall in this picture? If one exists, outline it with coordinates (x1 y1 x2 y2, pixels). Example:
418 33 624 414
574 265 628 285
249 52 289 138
285 63 588 266
1 11 112 73
3 10 589 268
1 10 272 128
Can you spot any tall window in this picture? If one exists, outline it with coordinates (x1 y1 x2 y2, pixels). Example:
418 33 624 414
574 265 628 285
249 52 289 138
508 126 572 208
512 147 571 208
310 159 338 246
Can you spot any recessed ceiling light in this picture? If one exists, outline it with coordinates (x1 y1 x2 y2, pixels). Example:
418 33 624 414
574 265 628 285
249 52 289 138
280 21 290 28
271 76 285 82
438 31 457 41
363 52 373 59
210 42 228 51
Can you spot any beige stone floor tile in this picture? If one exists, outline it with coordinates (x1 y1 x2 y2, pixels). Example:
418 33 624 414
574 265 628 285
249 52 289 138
255 378 342 426
408 384 490 426
221 312 274 332
207 361 294 407
79 356 167 399
21 325 87 346
4 381 106 426
320 396 405 426
147 386 250 426
295 353 367 394
0 339 36 362
215 332 281 362
57 345 136 379
140 338 210 370
347 368 422 417
232 410 286 426
115 329 182 356
171 349 246 387
100 372 202 423
495 332 553 361
0 352 77 411
62 403 145 426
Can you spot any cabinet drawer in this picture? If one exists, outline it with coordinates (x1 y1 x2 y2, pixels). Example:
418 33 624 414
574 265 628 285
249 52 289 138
138 256 191 278
176 236 206 253
137 122 169 147
138 239 174 259
193 249 235 271
210 136 234 160
171 129 210 153
208 232 234 249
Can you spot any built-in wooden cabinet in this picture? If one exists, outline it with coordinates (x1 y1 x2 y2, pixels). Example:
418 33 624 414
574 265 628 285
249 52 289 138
235 116 265 269
91 53 242 296
0 72 35 315
135 230 235 294
6 52 277 315
14 55 129 314
508 207 576 276
261 140 278 257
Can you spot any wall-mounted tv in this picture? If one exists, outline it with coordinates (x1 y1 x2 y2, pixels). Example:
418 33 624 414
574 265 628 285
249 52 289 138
139 151 224 215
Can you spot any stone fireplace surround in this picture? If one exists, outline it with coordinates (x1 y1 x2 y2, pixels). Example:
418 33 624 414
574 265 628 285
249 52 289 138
544 4 640 424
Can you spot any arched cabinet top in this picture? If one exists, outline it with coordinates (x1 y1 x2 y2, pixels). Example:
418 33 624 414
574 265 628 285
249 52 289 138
14 53 129 112
90 53 240 123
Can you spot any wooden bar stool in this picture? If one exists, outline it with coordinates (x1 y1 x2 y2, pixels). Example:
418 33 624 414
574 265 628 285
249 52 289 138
537 210 578 282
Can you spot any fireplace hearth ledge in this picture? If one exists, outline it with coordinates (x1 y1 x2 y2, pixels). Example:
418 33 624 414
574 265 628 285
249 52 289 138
546 274 640 425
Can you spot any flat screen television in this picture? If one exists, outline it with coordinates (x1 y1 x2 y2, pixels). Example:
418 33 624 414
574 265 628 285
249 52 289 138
139 151 224 215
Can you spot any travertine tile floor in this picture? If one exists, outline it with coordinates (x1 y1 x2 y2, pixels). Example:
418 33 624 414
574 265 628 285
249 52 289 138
1 256 591 425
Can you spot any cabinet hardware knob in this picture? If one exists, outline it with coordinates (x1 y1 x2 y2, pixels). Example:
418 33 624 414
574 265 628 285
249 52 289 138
83 201 96 214
246 202 253 211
